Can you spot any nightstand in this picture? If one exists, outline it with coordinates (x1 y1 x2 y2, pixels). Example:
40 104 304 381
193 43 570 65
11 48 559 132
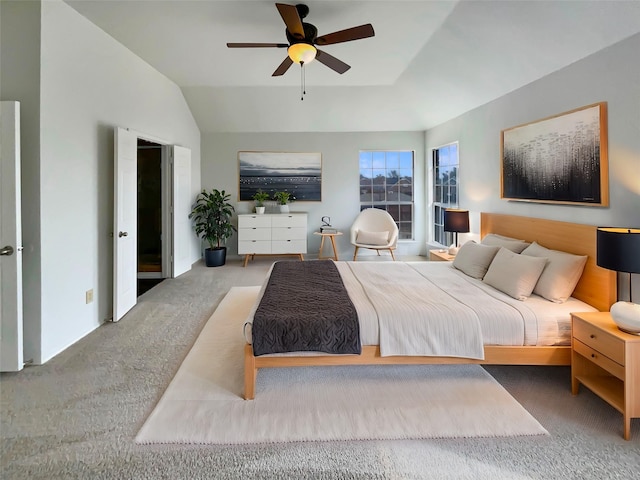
571 312 640 440
429 249 455 262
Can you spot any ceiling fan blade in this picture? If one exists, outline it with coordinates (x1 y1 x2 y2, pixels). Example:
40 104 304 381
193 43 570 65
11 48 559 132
315 50 350 74
315 24 375 46
227 43 288 48
272 56 294 76
276 3 305 40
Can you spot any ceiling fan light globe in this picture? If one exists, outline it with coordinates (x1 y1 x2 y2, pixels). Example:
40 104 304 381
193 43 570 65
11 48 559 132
288 43 317 64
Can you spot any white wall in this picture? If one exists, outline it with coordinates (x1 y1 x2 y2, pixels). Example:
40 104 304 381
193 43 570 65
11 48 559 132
0 0 43 364
202 132 426 260
425 32 640 297
1 0 202 364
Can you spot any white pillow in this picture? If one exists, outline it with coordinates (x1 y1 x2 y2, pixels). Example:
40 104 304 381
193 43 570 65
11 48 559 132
481 234 530 253
452 241 500 279
483 247 547 301
521 242 588 303
356 230 389 246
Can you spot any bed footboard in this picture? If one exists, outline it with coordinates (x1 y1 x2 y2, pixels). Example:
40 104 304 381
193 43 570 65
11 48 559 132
242 343 571 400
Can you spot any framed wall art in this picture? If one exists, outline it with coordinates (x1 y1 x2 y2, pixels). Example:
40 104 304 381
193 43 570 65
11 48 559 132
501 102 608 206
238 151 322 201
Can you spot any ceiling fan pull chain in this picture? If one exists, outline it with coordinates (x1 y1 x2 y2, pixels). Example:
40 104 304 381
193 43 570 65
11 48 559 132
300 61 305 101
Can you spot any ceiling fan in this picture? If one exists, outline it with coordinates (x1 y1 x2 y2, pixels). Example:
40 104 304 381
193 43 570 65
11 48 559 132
227 3 375 77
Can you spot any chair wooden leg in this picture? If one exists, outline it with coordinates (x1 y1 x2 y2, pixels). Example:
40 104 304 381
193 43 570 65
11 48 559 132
389 248 396 261
353 246 359 261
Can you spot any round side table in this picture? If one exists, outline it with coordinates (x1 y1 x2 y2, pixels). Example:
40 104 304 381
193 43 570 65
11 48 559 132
314 231 343 261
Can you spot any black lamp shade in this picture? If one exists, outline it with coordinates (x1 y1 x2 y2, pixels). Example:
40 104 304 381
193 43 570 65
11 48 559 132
597 228 640 274
444 209 470 233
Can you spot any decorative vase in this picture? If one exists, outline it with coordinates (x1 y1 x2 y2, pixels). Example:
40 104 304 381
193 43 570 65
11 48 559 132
255 206 265 214
279 204 289 213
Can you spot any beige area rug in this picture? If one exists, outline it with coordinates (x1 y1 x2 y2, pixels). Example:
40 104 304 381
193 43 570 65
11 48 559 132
135 286 548 444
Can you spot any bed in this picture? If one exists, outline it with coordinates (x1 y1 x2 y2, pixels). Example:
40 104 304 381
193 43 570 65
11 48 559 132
242 213 616 400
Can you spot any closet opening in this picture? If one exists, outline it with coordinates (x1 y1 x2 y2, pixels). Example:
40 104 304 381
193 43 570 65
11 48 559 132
137 138 165 296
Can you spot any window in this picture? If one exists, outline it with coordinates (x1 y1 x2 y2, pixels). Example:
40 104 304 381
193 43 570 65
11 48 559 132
359 150 414 240
432 142 459 246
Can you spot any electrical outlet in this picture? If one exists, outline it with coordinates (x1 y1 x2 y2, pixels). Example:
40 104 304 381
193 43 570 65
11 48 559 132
86 289 94 304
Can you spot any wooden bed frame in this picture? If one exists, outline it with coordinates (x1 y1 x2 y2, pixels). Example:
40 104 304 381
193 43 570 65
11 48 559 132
243 213 616 400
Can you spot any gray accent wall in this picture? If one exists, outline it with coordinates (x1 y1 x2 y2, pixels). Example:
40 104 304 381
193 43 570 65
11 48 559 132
425 32 640 298
201 131 426 260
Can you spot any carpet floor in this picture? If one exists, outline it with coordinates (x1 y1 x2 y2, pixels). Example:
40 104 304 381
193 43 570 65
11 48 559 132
136 286 546 444
1 258 638 479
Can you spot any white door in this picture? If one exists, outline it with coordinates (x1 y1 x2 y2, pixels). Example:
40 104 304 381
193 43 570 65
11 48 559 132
0 101 24 372
113 127 138 321
171 145 192 278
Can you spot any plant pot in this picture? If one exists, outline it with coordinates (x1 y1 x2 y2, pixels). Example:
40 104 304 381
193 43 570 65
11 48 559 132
204 247 227 267
279 204 289 213
255 206 265 214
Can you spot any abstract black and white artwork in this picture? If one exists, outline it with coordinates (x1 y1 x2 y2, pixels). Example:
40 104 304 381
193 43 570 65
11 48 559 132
239 151 322 201
501 103 608 206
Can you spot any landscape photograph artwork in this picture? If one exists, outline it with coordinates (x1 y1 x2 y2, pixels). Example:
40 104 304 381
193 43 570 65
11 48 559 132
239 151 322 201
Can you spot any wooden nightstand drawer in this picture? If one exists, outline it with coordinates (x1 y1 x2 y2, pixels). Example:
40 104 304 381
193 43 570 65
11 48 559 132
571 311 640 440
573 317 625 365
573 339 625 381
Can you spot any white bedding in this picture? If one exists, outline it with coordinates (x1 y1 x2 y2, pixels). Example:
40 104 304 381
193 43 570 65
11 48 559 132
245 260 597 356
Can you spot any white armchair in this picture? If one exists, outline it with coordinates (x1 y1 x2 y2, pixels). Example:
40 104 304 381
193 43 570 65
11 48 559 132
350 208 399 261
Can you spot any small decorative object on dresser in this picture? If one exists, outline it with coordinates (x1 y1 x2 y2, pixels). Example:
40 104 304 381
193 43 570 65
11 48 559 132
571 312 640 440
273 191 294 213
251 190 270 215
596 227 640 334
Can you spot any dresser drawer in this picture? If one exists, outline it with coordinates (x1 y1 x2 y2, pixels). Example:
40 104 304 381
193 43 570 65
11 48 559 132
272 214 307 228
272 239 307 254
238 240 271 255
573 317 625 365
573 339 625 380
272 227 307 241
238 215 272 229
239 227 271 241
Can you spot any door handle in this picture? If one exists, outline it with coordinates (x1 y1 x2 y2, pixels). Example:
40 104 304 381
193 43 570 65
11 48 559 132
118 231 128 238
0 245 14 256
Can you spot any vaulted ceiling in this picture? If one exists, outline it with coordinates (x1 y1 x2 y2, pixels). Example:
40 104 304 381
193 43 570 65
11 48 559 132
65 0 640 133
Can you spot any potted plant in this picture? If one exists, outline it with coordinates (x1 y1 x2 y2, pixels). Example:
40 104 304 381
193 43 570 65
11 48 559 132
273 191 294 213
252 190 270 214
188 188 237 267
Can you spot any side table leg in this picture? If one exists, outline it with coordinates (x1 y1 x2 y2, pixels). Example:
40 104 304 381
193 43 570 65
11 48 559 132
329 235 339 261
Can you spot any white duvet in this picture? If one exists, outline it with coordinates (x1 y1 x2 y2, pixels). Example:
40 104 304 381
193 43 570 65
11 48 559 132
245 261 597 358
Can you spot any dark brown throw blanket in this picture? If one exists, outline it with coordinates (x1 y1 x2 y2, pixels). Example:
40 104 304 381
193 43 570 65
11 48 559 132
251 261 361 356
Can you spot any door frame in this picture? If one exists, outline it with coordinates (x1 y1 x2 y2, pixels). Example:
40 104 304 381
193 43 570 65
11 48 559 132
113 127 192 321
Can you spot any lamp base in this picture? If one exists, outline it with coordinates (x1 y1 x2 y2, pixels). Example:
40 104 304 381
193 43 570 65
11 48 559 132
448 244 459 255
610 301 640 335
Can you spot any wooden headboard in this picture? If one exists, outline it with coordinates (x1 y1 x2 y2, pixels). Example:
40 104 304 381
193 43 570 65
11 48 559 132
480 213 616 312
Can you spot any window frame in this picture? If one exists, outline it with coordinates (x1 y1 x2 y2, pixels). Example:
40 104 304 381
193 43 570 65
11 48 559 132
359 150 415 241
432 142 460 247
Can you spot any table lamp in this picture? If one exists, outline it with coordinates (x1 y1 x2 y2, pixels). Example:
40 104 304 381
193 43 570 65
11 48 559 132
444 209 470 255
596 227 640 335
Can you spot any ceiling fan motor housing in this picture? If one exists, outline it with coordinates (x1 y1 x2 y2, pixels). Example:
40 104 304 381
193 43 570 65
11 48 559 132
286 22 318 46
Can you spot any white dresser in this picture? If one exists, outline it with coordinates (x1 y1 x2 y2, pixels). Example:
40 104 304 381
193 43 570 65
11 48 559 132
237 213 307 266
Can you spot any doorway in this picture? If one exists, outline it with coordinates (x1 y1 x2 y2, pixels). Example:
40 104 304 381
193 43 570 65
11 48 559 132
114 127 191 321
137 139 164 296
